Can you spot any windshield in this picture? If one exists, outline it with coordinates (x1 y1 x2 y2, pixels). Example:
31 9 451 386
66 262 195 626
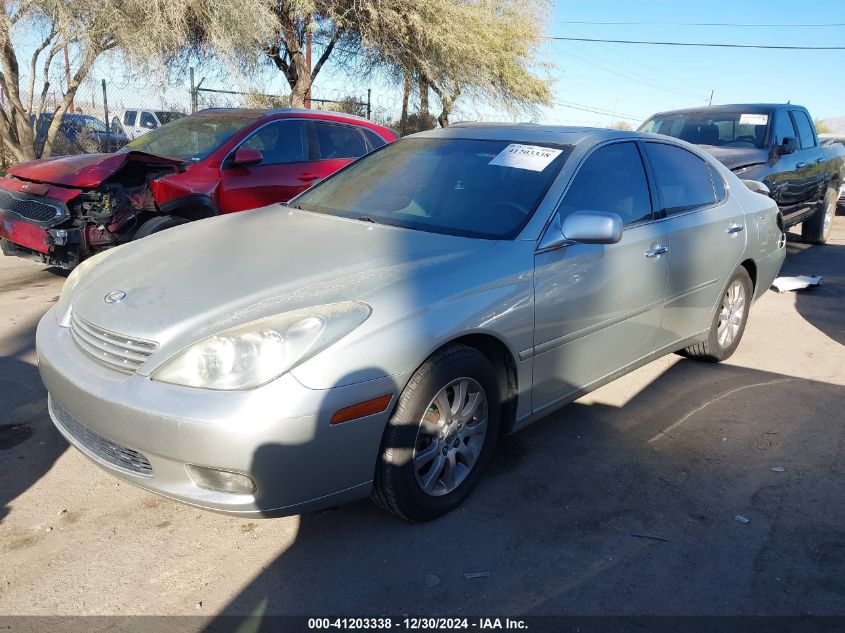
640 111 771 149
155 111 185 125
121 114 250 161
292 138 571 239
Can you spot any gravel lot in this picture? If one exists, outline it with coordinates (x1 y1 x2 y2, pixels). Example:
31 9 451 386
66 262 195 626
1 217 844 620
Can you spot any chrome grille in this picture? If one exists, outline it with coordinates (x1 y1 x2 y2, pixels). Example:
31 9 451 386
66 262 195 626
0 189 63 223
69 312 158 373
49 396 152 476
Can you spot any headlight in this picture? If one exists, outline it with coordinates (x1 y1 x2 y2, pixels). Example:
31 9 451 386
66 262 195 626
151 302 371 390
55 247 124 327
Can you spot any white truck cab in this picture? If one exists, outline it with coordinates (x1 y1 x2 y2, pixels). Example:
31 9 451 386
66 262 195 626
111 110 185 140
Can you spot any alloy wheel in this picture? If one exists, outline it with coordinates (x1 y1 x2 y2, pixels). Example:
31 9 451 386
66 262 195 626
717 280 746 348
413 377 488 496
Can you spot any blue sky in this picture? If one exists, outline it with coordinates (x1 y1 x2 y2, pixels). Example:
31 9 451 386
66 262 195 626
538 0 845 125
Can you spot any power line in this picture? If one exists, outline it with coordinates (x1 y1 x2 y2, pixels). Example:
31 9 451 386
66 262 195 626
558 20 845 28
547 36 845 50
553 99 643 121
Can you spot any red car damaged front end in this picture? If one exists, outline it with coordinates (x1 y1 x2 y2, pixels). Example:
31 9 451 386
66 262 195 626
0 152 183 268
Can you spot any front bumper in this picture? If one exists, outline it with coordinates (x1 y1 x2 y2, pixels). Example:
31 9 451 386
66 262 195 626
37 308 404 517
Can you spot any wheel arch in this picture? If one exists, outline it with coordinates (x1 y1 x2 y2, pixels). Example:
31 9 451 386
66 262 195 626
158 194 219 222
432 332 520 435
740 258 758 295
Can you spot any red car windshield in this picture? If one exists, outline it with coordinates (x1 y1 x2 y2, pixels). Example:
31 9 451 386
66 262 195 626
121 114 252 161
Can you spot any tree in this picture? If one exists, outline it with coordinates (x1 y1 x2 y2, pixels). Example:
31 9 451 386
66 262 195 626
815 119 831 134
0 0 271 161
609 121 633 130
361 0 552 127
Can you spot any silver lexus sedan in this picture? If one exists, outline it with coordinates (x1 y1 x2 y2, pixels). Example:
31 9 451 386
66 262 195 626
37 124 786 521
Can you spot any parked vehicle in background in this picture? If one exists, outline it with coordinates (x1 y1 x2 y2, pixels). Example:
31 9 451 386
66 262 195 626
37 125 785 521
111 109 186 140
34 113 129 155
820 134 845 208
640 104 845 244
0 108 397 268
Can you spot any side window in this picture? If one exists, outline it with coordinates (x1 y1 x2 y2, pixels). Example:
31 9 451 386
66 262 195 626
791 111 816 149
559 142 652 225
123 111 137 126
708 164 727 203
242 121 308 164
140 112 157 129
362 128 388 151
314 123 368 160
773 111 797 146
644 143 716 215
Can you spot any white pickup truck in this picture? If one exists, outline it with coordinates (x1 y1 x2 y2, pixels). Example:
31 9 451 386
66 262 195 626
110 109 185 140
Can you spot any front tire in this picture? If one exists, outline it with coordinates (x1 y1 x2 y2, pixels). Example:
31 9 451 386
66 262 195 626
801 186 837 244
372 344 500 521
133 215 188 241
682 267 753 363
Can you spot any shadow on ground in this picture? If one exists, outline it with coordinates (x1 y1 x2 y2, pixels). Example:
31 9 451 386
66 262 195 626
207 358 845 620
782 235 844 346
0 316 67 523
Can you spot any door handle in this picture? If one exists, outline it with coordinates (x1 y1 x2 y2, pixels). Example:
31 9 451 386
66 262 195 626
726 224 744 234
298 173 320 182
816 158 825 164
645 246 669 258
796 162 807 169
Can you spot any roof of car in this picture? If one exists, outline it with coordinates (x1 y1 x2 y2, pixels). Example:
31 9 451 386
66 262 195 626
647 103 804 118
196 107 374 124
413 122 650 146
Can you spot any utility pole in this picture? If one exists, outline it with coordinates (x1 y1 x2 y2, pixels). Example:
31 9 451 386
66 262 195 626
102 79 110 152
709 90 714 106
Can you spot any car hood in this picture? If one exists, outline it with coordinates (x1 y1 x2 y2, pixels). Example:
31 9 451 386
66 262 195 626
697 145 769 171
71 206 495 360
8 151 183 188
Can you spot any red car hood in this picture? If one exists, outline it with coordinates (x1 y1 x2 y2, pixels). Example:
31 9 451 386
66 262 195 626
7 152 183 188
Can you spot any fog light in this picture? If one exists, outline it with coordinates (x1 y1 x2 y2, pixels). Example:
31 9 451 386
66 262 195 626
186 464 256 494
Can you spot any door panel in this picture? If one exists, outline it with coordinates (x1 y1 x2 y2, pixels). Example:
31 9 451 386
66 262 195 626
642 142 747 349
655 201 746 348
532 223 671 410
531 141 669 412
218 120 312 212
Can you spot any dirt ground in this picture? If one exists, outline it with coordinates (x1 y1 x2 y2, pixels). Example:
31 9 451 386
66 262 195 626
1 217 844 621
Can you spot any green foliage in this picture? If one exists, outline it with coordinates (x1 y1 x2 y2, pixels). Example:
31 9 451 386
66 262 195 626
814 119 831 134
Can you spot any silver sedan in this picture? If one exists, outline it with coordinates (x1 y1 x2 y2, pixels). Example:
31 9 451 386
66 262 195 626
37 124 786 521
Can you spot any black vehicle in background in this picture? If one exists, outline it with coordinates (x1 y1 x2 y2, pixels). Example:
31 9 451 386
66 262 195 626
640 104 845 244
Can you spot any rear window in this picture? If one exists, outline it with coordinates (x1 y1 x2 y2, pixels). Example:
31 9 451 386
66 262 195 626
644 143 716 214
293 137 571 239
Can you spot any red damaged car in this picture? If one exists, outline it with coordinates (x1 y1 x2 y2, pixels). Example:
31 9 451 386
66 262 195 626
0 108 396 268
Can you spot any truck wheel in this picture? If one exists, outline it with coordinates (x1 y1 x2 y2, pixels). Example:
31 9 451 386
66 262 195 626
801 186 837 245
372 344 500 521
133 216 188 241
682 266 753 363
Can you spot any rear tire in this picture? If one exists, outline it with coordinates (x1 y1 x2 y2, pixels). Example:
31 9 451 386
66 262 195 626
801 186 837 244
682 267 753 363
133 215 187 241
372 344 500 521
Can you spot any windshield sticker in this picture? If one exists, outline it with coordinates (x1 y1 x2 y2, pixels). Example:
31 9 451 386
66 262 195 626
739 113 769 126
488 144 563 172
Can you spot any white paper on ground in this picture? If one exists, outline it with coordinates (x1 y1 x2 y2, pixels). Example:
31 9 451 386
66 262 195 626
488 144 563 172
771 275 822 293
739 113 769 126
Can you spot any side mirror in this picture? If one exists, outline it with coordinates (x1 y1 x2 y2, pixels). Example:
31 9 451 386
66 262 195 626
144 121 157 129
561 210 623 244
778 136 799 155
231 147 263 167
